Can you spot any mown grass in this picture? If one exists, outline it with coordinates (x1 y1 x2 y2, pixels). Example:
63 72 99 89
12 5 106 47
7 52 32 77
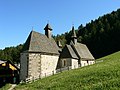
15 51 120 90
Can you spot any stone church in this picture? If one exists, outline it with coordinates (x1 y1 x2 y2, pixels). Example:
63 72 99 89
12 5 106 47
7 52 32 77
58 26 95 69
20 24 59 80
20 24 95 81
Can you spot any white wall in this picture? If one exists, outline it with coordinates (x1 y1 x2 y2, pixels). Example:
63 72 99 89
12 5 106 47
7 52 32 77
61 58 71 68
40 54 59 78
81 61 87 67
20 53 28 80
88 61 95 65
60 58 78 69
81 60 95 67
71 59 78 69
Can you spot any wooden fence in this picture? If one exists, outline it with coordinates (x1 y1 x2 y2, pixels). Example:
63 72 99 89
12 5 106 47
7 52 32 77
56 66 72 73
95 60 103 63
23 66 73 83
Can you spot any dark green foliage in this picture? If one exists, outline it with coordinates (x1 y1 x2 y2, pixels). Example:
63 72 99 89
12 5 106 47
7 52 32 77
77 9 120 58
53 34 67 48
54 8 120 59
0 44 23 63
53 29 78 47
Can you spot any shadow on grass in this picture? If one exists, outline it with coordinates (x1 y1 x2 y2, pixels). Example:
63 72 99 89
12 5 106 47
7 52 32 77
0 82 6 88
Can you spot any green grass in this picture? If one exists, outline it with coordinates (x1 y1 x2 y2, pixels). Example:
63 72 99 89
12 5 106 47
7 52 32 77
15 51 120 90
0 84 11 90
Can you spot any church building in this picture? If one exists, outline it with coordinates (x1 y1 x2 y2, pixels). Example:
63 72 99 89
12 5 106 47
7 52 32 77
58 26 95 69
20 24 95 81
20 24 59 81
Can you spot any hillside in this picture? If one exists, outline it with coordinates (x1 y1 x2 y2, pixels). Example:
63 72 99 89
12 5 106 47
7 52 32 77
78 9 120 59
14 51 120 90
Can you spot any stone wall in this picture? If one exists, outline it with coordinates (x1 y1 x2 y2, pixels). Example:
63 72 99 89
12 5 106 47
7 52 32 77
41 54 59 78
20 53 28 80
28 53 41 78
20 52 59 80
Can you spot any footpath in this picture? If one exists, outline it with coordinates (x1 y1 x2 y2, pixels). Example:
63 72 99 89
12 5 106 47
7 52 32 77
8 84 17 90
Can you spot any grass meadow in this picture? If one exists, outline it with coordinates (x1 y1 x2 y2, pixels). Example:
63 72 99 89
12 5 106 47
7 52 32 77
4 51 120 90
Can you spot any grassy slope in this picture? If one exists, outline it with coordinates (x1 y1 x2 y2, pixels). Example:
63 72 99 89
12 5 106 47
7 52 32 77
15 51 120 90
0 84 11 90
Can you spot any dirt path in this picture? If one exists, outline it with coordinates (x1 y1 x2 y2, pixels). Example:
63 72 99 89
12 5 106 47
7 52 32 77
8 84 17 90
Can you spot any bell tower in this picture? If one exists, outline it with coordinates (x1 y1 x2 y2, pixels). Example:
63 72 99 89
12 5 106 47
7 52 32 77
44 23 52 38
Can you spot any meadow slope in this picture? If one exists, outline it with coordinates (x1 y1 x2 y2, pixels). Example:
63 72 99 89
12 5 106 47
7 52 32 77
14 51 120 90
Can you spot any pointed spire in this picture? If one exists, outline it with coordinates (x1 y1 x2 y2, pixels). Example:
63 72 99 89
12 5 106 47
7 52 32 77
71 26 77 38
44 23 52 38
71 26 77 44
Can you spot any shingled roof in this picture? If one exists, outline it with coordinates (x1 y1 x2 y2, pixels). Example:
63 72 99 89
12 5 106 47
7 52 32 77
60 45 79 59
60 42 94 60
71 42 95 60
22 31 59 55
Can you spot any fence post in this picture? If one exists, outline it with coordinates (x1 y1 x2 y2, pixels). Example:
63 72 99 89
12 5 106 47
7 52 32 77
39 75 41 79
32 77 34 82
52 71 54 75
45 73 46 77
24 79 26 83
68 66 69 71
60 68 62 72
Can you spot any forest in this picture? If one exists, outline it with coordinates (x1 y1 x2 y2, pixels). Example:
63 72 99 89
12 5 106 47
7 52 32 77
54 8 120 59
0 44 23 63
1 8 120 63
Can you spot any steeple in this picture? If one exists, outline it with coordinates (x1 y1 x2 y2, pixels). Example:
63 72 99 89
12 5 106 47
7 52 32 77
44 23 52 38
71 26 77 44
